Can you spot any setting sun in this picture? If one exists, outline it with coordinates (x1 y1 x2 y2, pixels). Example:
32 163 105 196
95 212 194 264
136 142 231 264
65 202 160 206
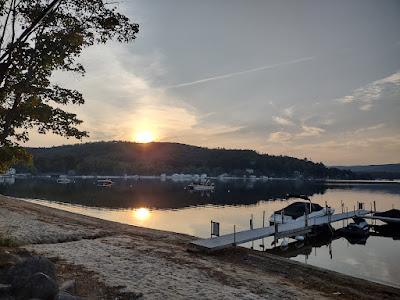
135 131 154 143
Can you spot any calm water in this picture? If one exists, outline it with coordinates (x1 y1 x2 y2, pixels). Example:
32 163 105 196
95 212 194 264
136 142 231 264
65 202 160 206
2 178 400 287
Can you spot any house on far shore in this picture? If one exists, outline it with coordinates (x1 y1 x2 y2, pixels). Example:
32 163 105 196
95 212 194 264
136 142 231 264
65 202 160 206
2 168 16 176
245 168 254 174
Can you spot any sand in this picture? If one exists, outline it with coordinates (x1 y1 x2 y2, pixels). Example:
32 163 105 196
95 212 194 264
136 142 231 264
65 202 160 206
1 194 399 299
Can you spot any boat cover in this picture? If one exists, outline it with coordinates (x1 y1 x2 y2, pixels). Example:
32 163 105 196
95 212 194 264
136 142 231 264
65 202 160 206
274 202 324 218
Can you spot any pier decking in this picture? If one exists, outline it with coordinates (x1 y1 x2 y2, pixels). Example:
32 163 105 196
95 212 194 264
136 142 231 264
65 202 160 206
190 210 369 252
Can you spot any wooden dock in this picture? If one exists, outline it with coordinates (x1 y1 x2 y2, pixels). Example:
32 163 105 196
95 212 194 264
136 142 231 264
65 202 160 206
190 210 369 252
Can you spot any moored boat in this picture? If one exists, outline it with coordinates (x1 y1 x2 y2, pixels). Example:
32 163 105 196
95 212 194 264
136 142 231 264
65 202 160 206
97 179 114 187
186 180 215 191
57 175 71 184
342 217 369 236
374 209 400 224
269 201 334 225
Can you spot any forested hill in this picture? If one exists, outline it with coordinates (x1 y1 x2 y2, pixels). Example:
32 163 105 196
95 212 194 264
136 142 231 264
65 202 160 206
334 164 400 180
22 141 353 178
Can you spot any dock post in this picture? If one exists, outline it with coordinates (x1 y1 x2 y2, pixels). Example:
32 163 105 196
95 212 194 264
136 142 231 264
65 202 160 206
305 212 308 227
262 211 265 228
373 201 376 213
233 225 236 246
250 214 253 230
341 201 345 227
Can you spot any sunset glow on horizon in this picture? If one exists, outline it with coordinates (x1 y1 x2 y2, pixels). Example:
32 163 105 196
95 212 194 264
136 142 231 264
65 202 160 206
134 131 155 143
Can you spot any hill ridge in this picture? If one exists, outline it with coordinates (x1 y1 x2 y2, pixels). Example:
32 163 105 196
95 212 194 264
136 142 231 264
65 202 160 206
20 141 353 178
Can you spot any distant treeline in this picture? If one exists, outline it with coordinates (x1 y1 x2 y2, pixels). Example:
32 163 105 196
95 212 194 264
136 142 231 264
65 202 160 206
335 164 400 180
17 141 354 178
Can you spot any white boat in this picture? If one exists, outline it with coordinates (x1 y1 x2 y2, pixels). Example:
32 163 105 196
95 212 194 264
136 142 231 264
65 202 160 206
269 201 334 225
346 217 369 232
186 180 215 191
97 179 114 187
57 175 71 184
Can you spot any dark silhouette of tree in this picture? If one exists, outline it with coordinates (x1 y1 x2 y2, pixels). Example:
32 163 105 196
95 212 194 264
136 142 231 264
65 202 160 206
0 0 139 171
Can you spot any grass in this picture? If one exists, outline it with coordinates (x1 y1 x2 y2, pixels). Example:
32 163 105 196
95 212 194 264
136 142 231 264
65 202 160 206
0 232 17 247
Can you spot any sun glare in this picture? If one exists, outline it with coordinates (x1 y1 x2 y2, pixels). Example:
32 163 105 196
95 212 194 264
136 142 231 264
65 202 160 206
135 131 154 143
134 207 150 221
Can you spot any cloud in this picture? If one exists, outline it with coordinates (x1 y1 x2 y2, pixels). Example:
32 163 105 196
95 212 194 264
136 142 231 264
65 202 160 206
360 103 372 111
166 56 314 89
273 116 294 126
337 71 400 110
297 125 325 137
340 95 355 103
353 123 385 134
268 131 293 143
283 106 295 117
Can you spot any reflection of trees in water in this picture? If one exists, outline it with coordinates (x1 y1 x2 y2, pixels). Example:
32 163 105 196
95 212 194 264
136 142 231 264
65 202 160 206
1 179 328 209
325 183 400 195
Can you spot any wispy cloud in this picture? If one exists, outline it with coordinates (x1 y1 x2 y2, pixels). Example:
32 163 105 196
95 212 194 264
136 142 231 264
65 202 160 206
268 131 293 143
353 123 385 134
283 106 295 117
297 125 325 137
337 71 400 110
166 56 314 89
273 116 294 126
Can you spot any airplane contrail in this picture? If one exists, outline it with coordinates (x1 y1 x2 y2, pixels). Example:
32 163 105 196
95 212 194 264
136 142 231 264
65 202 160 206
166 56 314 89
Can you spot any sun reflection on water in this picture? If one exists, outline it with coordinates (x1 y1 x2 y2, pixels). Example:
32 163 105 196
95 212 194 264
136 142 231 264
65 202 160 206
134 207 151 221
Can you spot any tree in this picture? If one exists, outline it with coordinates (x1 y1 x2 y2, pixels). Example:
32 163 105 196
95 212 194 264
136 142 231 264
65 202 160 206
0 0 139 172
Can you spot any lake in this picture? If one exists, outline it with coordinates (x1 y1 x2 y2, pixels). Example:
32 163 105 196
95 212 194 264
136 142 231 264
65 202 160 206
2 177 400 287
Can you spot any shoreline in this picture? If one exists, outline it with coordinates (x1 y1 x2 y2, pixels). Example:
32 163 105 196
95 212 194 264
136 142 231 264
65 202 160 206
6 174 400 184
1 194 400 299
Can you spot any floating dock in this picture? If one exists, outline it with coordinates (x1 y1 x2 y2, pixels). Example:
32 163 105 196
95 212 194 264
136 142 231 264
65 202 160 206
190 210 370 252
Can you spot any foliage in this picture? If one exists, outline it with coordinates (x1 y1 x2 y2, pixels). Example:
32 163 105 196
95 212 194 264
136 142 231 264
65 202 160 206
0 232 17 247
0 144 31 171
0 0 139 172
22 141 355 179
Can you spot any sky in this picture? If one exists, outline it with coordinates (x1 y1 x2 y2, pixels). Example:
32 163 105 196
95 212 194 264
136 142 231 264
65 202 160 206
25 0 400 165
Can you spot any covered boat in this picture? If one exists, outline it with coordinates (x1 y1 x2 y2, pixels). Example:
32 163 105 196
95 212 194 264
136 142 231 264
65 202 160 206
269 201 334 225
343 217 369 236
57 175 71 184
374 209 400 224
186 180 215 191
97 179 114 187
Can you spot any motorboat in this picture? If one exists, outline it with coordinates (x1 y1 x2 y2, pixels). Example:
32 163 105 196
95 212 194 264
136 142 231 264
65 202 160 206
374 209 400 224
345 217 369 234
57 175 71 184
269 201 334 225
97 179 114 187
186 180 215 191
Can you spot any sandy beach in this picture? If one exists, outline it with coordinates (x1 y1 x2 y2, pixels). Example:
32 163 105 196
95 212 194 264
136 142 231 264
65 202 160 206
1 195 400 299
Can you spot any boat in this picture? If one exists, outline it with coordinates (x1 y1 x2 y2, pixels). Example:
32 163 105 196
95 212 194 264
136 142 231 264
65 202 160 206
57 175 71 184
343 217 369 235
97 179 114 187
185 180 215 191
374 209 400 224
269 201 334 225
